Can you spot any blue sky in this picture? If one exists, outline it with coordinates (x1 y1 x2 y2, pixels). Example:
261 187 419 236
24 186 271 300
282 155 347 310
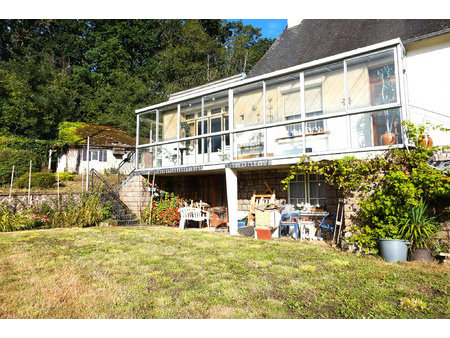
228 19 287 39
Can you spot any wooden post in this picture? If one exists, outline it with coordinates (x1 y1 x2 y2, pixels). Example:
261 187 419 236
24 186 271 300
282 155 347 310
57 169 60 210
9 165 15 200
149 172 156 227
28 160 32 204
48 149 52 170
85 136 90 191
81 170 84 193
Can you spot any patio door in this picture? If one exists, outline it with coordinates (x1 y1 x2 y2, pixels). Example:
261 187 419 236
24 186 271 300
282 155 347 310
190 174 227 226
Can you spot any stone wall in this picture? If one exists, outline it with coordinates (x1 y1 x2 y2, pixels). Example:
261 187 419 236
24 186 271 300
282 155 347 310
237 169 289 211
119 175 151 217
0 193 82 212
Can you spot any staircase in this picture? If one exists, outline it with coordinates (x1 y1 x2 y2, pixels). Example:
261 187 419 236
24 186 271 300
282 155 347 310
89 169 139 226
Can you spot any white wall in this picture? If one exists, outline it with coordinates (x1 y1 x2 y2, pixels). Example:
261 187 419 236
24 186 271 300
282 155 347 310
57 148 135 175
406 33 450 146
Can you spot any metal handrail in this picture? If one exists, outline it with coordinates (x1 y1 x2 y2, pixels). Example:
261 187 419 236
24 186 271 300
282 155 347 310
89 168 130 214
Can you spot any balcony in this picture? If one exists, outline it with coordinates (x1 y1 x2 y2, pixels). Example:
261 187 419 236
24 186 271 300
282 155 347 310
136 45 405 171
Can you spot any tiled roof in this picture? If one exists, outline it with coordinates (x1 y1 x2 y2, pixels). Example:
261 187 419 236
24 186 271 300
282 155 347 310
248 19 450 77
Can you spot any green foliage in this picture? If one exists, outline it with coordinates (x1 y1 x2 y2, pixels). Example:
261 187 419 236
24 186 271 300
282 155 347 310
56 172 74 181
0 204 31 232
51 192 110 228
284 122 449 251
0 147 41 185
58 122 86 144
399 199 440 249
0 192 110 232
15 171 56 189
142 192 184 226
0 136 57 160
1 19 272 139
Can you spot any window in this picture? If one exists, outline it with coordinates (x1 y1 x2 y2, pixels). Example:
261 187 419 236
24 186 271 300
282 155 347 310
82 149 87 161
98 150 107 162
289 173 326 206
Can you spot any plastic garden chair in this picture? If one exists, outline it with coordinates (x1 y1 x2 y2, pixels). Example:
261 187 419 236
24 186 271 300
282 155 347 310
279 212 300 240
319 214 335 239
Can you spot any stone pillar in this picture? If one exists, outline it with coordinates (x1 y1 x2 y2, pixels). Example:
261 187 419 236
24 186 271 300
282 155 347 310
119 175 151 217
225 168 238 236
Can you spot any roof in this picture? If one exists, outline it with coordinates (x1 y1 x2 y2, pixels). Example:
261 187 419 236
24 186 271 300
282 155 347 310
248 19 450 78
58 122 135 147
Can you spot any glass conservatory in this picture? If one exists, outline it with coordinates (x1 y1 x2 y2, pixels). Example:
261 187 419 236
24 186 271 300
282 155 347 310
136 40 406 172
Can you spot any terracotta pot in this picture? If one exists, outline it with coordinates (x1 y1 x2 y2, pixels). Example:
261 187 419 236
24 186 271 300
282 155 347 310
409 248 434 262
381 133 396 145
255 228 272 240
418 134 433 148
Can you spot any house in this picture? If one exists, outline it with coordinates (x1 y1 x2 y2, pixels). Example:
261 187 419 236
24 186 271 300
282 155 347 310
57 123 135 175
133 19 450 234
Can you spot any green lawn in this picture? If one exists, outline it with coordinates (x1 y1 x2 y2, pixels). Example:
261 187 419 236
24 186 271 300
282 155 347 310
0 226 448 318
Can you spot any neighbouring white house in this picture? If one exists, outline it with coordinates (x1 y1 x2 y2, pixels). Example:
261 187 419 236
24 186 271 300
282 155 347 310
56 123 136 175
132 19 450 234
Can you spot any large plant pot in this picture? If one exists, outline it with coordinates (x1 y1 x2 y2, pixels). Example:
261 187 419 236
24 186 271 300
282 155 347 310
409 248 434 262
378 239 410 262
381 133 396 145
418 134 433 148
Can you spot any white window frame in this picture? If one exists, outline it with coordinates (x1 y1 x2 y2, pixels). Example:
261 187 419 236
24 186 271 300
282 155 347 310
288 173 327 206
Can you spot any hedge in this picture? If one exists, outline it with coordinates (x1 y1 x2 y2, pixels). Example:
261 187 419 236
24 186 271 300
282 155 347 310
0 136 59 160
0 148 41 185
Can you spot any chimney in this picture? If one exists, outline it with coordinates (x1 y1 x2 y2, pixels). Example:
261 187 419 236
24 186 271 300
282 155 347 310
287 18 302 28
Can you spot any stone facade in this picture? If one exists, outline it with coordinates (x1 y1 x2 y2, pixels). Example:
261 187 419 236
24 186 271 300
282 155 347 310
237 169 288 211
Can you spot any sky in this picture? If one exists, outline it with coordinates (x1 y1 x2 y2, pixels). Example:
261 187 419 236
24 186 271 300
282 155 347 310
228 19 288 39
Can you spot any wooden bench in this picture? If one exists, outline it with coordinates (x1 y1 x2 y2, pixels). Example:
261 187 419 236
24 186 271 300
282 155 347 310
178 207 210 230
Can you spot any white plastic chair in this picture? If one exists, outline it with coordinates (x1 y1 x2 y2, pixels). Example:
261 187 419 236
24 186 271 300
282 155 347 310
300 221 316 241
178 206 210 230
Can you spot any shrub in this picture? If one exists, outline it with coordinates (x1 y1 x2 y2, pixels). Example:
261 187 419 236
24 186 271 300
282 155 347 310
0 147 41 185
143 192 184 226
56 172 74 181
399 199 440 250
283 121 449 251
51 192 110 228
15 171 56 189
0 204 31 232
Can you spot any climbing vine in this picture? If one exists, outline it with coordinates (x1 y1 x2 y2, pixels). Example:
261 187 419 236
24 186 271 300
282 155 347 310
283 121 449 250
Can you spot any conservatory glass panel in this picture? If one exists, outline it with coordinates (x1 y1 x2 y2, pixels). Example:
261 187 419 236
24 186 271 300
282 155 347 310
233 82 264 129
234 130 264 160
346 49 397 110
265 74 301 124
160 105 178 141
350 108 402 148
266 123 303 157
138 110 157 145
138 146 162 169
305 115 349 153
304 62 345 117
180 98 202 140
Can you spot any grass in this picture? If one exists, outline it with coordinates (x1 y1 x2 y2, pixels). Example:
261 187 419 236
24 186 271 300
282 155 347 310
0 226 448 318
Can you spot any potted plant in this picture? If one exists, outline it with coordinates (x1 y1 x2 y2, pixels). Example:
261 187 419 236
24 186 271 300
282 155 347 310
399 198 440 262
376 66 397 145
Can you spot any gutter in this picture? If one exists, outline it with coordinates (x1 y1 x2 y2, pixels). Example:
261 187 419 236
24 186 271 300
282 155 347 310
403 28 450 45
